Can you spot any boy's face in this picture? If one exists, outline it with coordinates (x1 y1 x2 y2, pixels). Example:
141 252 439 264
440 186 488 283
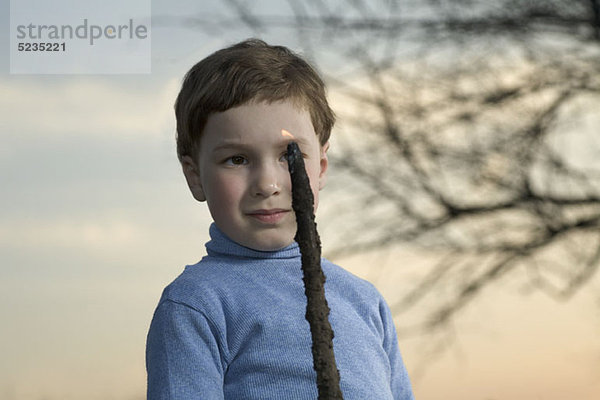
182 100 329 251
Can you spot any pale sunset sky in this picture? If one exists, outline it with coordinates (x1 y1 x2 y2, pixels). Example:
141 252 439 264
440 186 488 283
1 1 599 399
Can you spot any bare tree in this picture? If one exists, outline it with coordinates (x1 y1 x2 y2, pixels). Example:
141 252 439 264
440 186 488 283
160 0 600 337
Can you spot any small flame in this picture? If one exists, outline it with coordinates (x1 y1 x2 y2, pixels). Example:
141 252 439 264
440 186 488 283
281 129 295 139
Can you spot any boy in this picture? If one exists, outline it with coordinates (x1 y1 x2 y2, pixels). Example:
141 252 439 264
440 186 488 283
146 38 414 399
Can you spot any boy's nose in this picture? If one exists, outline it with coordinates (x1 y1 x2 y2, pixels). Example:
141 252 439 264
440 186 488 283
255 182 280 197
252 165 283 197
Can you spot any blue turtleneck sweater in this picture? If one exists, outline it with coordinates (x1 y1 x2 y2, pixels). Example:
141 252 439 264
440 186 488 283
146 224 414 399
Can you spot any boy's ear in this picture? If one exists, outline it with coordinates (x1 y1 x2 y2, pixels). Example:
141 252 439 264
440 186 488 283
318 142 330 190
181 156 206 202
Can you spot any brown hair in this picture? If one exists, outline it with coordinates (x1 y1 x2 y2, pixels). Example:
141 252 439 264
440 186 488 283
174 38 335 162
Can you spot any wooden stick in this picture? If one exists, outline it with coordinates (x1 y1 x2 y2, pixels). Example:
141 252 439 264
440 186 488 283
287 141 343 400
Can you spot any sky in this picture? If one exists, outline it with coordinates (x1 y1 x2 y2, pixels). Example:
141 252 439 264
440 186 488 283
1 0 599 399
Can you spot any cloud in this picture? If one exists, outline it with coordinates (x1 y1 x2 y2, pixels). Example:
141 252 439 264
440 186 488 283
0 76 180 139
0 217 144 249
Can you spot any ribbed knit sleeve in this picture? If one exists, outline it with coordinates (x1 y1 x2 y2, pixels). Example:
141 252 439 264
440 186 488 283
380 299 415 400
146 300 227 400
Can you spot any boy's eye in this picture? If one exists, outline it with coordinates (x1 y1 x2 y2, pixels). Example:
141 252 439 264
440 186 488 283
225 155 248 165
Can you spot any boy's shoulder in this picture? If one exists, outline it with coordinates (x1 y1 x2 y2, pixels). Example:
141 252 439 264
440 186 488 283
322 258 383 296
159 255 385 312
156 255 239 311
321 258 389 310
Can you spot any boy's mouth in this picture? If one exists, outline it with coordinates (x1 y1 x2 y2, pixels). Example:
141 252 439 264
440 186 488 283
247 209 290 224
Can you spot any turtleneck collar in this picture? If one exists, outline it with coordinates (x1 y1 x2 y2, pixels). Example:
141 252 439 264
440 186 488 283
205 223 301 260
